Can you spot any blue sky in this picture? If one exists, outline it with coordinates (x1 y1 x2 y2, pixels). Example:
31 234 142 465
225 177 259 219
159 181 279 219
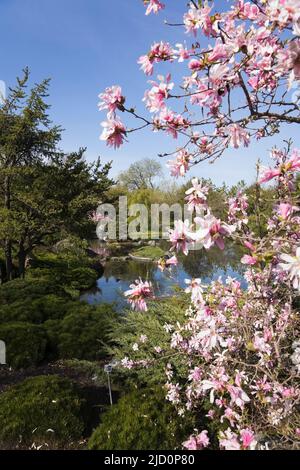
0 0 298 186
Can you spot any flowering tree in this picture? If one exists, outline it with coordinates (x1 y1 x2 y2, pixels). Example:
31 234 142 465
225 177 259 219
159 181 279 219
99 0 300 170
98 0 300 450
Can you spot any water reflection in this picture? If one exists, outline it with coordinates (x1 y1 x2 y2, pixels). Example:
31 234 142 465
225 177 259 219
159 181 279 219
81 243 246 311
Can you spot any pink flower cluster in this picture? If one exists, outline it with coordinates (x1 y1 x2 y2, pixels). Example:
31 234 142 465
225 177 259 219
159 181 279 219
167 150 193 177
143 74 174 113
98 0 300 172
228 191 249 227
124 278 155 311
144 0 165 16
119 146 300 450
99 86 126 148
98 0 300 451
259 148 300 184
185 178 209 213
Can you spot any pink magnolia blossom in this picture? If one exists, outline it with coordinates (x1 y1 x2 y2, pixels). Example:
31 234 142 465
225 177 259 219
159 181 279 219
241 255 258 266
219 429 241 450
227 384 250 409
183 6 202 37
165 255 178 266
207 40 229 63
183 4 215 37
138 42 173 76
98 85 125 116
138 55 154 76
165 382 181 404
221 407 241 427
248 75 260 91
185 178 209 212
185 278 206 305
143 75 174 113
201 368 229 403
144 0 165 16
293 16 300 36
209 63 230 86
174 43 191 62
124 278 154 311
260 149 300 183
220 428 257 450
228 192 248 225
159 108 190 139
188 366 203 382
253 332 272 355
100 118 126 149
267 0 300 27
288 148 300 170
167 150 192 177
183 430 210 450
194 214 234 250
276 202 298 220
237 1 260 21
244 240 255 251
240 428 257 450
188 58 204 73
259 167 281 184
227 124 250 149
169 219 194 256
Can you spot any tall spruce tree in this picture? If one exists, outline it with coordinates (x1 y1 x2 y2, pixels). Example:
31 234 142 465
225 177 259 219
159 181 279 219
0 69 60 280
0 70 113 282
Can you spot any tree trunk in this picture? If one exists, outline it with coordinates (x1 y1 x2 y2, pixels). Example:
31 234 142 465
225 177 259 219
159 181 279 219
18 242 26 279
4 240 13 281
4 175 13 281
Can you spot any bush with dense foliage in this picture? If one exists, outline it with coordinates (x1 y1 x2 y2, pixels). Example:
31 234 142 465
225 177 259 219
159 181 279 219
0 322 48 369
0 376 86 448
0 295 73 324
27 252 99 298
0 278 67 305
88 386 195 450
108 297 189 386
45 303 117 361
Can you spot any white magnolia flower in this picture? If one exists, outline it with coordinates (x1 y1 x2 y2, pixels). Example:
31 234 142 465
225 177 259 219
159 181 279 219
278 247 300 291
185 278 206 304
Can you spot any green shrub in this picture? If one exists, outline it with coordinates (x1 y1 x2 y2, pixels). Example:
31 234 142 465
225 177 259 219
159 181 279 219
0 375 86 447
108 297 189 386
28 266 98 298
45 304 117 361
0 295 73 324
27 252 99 297
0 279 67 305
0 322 47 369
88 387 194 450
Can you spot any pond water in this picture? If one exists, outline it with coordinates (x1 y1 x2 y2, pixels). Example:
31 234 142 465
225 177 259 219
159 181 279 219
81 243 247 311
